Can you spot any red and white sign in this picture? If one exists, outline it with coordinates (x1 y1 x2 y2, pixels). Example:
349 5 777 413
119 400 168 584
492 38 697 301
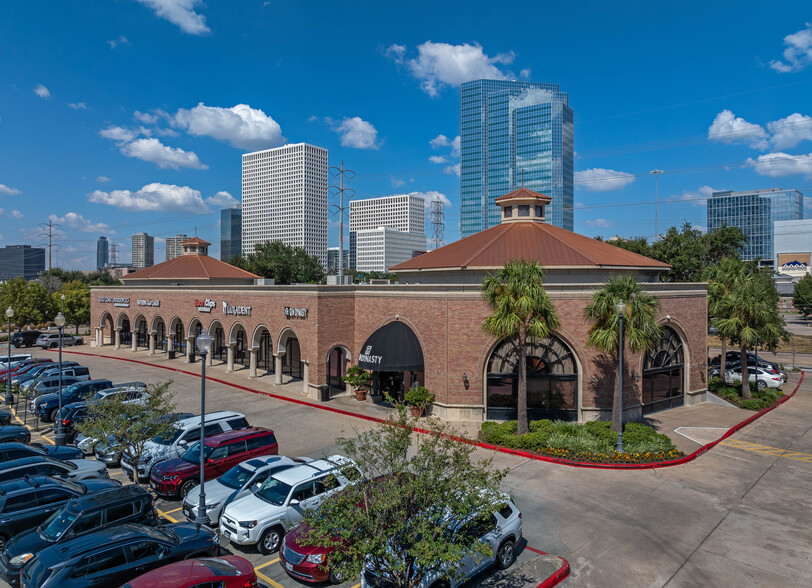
194 299 216 313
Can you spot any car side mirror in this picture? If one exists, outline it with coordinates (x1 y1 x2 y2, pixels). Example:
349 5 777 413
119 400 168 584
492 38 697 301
179 440 187 446
289 499 300 506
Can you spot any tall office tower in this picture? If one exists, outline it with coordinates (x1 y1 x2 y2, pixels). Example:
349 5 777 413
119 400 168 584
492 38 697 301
220 208 242 262
131 232 155 269
96 236 109 270
327 247 349 275
0 245 45 281
164 234 188 262
348 194 425 269
242 143 328 266
460 79 574 237
707 188 803 265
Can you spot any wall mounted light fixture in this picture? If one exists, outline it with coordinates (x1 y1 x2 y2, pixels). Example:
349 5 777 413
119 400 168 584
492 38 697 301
462 373 469 389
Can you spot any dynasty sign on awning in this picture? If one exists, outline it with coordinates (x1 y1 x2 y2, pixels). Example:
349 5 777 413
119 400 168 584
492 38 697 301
357 321 424 372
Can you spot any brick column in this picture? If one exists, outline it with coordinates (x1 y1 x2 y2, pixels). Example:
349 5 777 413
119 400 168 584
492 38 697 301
131 335 137 352
149 332 156 355
186 337 194 363
248 349 257 378
274 354 283 385
114 328 121 350
301 361 309 395
167 334 175 358
226 344 235 372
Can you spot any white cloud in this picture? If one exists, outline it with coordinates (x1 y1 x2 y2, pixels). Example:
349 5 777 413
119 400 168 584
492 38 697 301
0 209 23 219
520 68 531 79
585 218 614 228
451 135 461 157
88 183 210 213
669 185 719 207
387 41 515 97
0 184 21 195
767 113 812 149
574 168 635 192
100 125 136 142
444 164 461 177
121 138 207 170
205 190 240 208
390 178 406 188
33 84 50 99
328 116 380 149
707 109 769 150
430 134 451 149
67 102 87 110
136 0 210 35
770 23 812 72
96 176 111 183
747 152 812 178
429 155 448 164
48 212 112 233
134 110 159 124
174 103 284 150
107 35 129 48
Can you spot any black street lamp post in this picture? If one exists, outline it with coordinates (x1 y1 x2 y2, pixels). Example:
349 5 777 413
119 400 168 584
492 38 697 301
194 329 213 526
5 307 13 406
54 311 66 447
616 299 626 454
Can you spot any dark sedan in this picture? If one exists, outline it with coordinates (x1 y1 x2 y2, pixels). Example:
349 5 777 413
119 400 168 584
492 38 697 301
0 442 84 463
19 523 219 588
0 425 30 444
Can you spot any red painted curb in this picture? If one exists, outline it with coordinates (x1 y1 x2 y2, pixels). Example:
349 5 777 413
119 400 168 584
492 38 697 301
53 349 804 471
524 545 571 587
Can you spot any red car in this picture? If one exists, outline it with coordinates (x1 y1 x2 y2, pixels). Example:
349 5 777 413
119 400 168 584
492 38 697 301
280 521 349 584
121 555 258 588
0 359 52 378
150 427 278 498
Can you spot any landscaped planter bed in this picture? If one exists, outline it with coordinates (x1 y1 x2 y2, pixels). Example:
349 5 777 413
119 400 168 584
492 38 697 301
709 377 784 410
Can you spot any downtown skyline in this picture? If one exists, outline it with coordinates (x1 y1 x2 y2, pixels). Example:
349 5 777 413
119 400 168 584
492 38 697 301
1 1 811 270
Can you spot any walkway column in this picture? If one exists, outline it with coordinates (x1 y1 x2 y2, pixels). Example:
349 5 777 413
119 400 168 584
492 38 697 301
274 354 283 385
114 328 121 350
207 349 213 366
95 328 101 346
248 349 257 378
167 334 175 358
131 335 137 352
149 332 156 355
226 344 235 372
185 337 194 363
301 361 309 396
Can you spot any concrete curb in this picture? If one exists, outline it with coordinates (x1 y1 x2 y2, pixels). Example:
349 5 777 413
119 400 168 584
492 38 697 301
51 349 804 472
524 545 571 587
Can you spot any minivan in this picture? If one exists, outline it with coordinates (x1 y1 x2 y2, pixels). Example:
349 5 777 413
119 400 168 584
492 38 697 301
121 411 250 481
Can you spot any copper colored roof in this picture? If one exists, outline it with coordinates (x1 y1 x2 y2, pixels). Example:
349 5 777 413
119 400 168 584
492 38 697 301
494 187 551 204
181 237 211 246
390 222 670 272
122 255 259 281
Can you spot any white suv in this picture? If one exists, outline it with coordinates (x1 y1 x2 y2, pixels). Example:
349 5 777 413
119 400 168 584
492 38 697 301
220 455 357 554
120 411 249 481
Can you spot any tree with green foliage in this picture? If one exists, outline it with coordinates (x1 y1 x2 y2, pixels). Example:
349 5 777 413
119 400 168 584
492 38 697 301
77 382 177 487
702 224 748 265
584 275 662 432
231 241 324 284
793 274 812 317
297 405 508 588
481 260 560 435
705 256 749 376
0 277 55 328
596 236 653 258
39 267 120 286
57 280 91 333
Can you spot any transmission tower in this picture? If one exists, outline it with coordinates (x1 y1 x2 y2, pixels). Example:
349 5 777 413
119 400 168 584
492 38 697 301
328 161 356 281
430 197 445 250
38 220 62 271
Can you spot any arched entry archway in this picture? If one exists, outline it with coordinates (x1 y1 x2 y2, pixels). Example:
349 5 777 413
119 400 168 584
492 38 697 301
641 327 685 414
486 335 579 421
99 311 115 345
358 321 424 403
278 328 302 380
252 326 274 375
117 313 131 346
327 346 350 392
153 316 167 352
209 320 226 363
188 318 203 361
229 323 248 368
169 317 185 358
133 314 148 348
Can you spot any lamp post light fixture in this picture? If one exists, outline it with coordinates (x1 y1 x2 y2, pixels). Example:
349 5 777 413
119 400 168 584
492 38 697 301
194 328 213 527
5 306 13 406
615 299 626 454
54 311 66 447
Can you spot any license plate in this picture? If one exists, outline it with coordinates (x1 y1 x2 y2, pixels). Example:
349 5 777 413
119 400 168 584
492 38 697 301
222 529 231 539
286 562 293 571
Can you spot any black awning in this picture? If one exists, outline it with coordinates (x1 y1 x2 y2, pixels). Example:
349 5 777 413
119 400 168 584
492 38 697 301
357 321 424 372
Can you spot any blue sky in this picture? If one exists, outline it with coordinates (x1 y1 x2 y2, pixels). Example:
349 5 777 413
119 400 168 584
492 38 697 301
1 0 811 269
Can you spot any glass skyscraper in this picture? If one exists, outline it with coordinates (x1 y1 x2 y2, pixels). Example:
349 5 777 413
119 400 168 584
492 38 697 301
707 188 803 264
220 208 242 262
460 79 574 237
96 236 108 270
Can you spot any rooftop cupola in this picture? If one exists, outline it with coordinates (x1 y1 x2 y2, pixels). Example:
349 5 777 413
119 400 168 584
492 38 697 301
494 187 552 224
180 237 210 256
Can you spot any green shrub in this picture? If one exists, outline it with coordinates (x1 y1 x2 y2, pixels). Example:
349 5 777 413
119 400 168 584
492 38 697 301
550 420 581 437
622 422 675 449
583 420 617 445
740 398 769 411
624 437 674 454
529 419 554 434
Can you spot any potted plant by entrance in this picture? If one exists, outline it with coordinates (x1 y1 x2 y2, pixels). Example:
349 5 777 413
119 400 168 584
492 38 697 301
404 385 435 418
343 365 372 401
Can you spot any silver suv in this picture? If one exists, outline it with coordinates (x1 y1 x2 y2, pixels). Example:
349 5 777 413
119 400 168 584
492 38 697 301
35 333 83 348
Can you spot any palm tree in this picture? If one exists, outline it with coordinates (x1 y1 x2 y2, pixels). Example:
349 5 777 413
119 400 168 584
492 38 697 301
584 276 662 432
482 260 560 435
705 256 748 377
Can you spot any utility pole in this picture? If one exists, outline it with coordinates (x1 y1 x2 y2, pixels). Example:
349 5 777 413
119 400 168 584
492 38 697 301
328 162 355 281
650 169 664 240
430 197 445 250
38 220 62 271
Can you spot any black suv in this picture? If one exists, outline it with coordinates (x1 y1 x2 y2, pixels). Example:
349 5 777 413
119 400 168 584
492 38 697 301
0 442 83 463
10 331 41 348
2 485 157 586
58 403 89 444
0 475 120 552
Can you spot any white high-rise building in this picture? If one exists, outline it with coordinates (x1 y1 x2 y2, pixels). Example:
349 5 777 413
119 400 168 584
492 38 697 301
165 234 187 262
132 233 154 269
355 228 427 273
241 143 328 266
349 195 426 269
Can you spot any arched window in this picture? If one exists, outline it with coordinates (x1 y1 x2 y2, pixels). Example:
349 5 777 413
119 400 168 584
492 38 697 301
486 335 578 420
641 327 684 414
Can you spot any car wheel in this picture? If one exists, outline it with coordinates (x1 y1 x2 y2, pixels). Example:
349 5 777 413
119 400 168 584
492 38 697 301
496 539 515 570
49 407 59 422
179 479 198 499
50 342 58 349
0 534 7 552
330 570 348 585
258 526 284 555
757 380 767 390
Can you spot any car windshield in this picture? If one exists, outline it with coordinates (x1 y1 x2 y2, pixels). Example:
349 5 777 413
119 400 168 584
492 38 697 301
153 427 183 446
181 442 213 464
39 510 78 540
256 477 292 506
46 457 76 470
62 383 80 394
219 465 253 490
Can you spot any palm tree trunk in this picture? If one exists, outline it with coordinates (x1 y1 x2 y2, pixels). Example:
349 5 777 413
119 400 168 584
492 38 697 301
740 342 751 399
517 330 529 435
720 335 727 376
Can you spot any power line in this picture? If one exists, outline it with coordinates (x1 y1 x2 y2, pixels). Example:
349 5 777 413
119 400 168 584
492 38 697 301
328 161 355 280
429 197 445 250
38 220 62 271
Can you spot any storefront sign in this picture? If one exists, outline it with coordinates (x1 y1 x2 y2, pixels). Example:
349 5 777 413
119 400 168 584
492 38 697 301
136 299 160 307
284 307 308 319
98 296 130 308
194 299 216 313
358 344 383 365
223 301 252 316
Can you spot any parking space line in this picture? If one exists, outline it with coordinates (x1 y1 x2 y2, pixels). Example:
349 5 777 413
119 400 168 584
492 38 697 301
255 569 285 588
720 440 812 463
156 507 178 523
161 506 183 515
255 558 279 570
109 471 128 477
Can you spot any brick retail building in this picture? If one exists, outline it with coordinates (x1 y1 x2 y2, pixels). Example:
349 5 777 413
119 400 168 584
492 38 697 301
91 190 709 423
